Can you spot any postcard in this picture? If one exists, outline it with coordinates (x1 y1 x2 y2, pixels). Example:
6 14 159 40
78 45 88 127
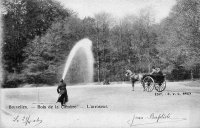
1 0 200 128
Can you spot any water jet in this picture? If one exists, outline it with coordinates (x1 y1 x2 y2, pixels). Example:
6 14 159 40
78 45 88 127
62 38 94 84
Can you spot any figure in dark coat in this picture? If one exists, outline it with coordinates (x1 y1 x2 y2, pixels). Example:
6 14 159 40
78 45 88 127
57 79 68 106
150 66 157 75
154 67 164 84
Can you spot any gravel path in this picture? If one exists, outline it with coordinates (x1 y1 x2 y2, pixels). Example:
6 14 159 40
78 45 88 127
1 82 200 128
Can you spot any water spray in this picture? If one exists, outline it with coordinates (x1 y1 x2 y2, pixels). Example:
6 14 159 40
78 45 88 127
62 38 94 83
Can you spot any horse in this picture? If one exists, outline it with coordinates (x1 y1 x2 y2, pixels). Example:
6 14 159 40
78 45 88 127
125 70 145 91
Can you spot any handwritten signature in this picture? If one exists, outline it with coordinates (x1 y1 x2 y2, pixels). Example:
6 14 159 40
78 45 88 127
13 115 43 127
127 113 186 127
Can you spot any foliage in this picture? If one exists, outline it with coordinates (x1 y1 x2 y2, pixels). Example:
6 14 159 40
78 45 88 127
157 0 200 80
2 0 200 87
2 0 72 86
2 0 71 73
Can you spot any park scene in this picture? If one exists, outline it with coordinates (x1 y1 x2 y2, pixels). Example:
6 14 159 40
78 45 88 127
1 0 200 127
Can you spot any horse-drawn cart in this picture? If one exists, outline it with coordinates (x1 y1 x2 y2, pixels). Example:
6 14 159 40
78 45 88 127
142 74 166 92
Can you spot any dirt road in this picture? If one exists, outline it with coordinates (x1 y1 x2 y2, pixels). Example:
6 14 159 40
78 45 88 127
1 81 200 128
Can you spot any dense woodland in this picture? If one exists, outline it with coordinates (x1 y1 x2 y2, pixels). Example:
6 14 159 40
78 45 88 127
2 0 200 87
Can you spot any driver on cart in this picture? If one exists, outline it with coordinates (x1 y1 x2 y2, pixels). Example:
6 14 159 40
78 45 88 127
150 66 157 75
150 66 163 75
150 66 164 84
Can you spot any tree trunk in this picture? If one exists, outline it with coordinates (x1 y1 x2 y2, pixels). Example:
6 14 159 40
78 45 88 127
191 70 194 81
96 23 100 82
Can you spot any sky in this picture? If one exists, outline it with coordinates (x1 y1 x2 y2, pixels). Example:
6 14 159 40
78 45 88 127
57 0 176 23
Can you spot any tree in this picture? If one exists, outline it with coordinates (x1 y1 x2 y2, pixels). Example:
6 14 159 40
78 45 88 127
115 9 157 74
157 0 200 80
22 15 98 85
2 0 72 87
2 0 71 72
94 12 114 82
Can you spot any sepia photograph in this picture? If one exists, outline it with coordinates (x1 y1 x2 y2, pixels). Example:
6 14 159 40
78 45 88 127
0 0 200 127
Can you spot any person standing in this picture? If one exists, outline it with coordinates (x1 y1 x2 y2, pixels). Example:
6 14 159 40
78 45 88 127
57 79 68 107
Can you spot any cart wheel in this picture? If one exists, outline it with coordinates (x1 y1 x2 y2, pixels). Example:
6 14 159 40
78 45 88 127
155 80 166 92
142 76 155 92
